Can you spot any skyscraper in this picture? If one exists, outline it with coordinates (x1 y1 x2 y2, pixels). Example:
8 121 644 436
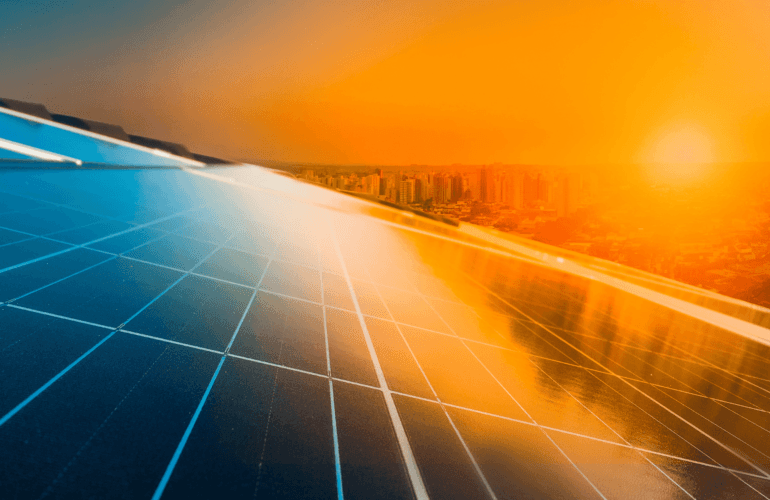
556 172 579 217
3 97 770 500
363 174 380 196
434 174 451 204
479 166 498 203
399 178 415 204
450 174 464 202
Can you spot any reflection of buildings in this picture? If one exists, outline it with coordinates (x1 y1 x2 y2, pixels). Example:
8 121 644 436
4 94 770 499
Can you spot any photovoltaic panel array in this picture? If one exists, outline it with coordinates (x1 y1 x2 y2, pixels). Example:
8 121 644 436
2 164 770 500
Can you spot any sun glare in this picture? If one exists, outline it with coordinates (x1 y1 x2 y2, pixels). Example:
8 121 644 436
642 124 715 184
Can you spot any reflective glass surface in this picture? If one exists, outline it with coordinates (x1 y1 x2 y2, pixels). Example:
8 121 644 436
2 163 770 499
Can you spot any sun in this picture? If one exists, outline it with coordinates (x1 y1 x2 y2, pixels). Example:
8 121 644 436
641 124 715 184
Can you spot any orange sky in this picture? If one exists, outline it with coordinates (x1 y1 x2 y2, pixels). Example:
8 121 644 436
7 0 770 166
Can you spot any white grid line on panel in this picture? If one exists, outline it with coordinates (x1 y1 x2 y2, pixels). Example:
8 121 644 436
6 297 770 488
467 273 770 491
327 214 430 500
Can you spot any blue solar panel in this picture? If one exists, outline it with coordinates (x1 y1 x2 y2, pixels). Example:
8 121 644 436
2 139 770 498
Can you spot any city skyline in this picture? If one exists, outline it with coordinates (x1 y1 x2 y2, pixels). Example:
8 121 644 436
4 1 770 498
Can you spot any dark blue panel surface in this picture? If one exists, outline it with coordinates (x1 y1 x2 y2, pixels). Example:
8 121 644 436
0 247 112 302
86 227 166 254
0 207 102 235
174 220 232 244
230 292 327 374
0 307 110 417
47 219 134 244
326 308 379 386
1 163 769 499
0 193 48 214
0 227 31 246
334 382 414 500
16 257 183 327
126 274 253 351
393 395 490 500
0 237 71 270
0 333 220 499
195 248 269 287
260 260 322 303
125 234 218 271
161 358 336 500
147 214 198 232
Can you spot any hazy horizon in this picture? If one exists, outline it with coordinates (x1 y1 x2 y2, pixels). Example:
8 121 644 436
3 0 770 167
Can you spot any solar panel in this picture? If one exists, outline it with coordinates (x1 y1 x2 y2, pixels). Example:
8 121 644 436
3 108 770 499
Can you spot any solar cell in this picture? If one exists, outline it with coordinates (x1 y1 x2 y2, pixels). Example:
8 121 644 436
0 237 71 270
124 234 219 271
159 359 338 499
231 292 327 375
0 334 220 499
126 274 254 351
0 247 111 302
195 247 269 287
0 193 48 213
15 257 184 327
86 227 168 254
325 307 379 387
332 381 414 500
0 227 32 246
2 161 770 499
0 306 111 418
46 219 135 244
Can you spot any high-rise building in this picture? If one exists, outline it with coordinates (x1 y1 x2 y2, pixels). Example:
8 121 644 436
537 173 552 204
468 170 480 200
479 166 497 203
556 172 579 217
362 174 380 196
434 174 450 204
450 174 463 202
414 173 430 202
498 171 524 209
3 97 764 500
399 178 415 204
523 173 538 206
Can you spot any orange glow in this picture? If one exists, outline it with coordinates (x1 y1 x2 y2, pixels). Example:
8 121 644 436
45 0 770 166
648 125 714 165
642 124 715 184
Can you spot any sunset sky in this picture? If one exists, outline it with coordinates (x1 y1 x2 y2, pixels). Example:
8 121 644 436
3 0 769 166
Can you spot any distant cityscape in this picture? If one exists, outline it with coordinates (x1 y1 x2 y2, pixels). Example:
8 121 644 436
290 163 770 308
